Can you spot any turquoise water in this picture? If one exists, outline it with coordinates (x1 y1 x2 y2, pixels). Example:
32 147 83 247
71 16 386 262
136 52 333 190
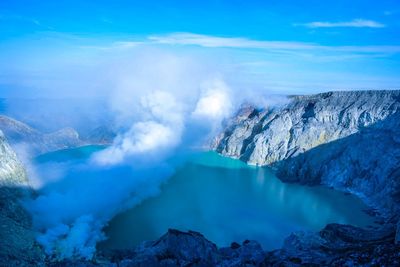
35 145 106 163
35 146 376 251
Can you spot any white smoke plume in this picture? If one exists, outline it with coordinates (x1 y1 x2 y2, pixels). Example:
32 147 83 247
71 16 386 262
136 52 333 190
26 49 241 260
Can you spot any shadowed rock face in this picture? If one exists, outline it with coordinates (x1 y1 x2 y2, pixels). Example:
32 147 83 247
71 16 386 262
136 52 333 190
264 223 400 266
213 90 400 216
0 187 45 267
0 131 45 266
209 90 400 265
214 90 400 166
273 113 400 218
0 130 27 187
56 229 266 267
52 226 399 266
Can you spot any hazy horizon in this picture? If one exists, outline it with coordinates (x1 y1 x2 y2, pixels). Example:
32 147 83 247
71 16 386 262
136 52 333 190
1 0 400 99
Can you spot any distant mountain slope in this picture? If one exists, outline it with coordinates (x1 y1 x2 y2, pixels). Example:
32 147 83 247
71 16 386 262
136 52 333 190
84 125 117 145
0 97 111 134
0 115 83 156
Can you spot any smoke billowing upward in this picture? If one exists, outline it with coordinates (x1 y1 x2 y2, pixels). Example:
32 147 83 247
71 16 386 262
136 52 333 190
25 49 280 260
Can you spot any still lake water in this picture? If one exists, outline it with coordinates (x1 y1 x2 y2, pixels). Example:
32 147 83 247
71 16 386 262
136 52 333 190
35 146 376 250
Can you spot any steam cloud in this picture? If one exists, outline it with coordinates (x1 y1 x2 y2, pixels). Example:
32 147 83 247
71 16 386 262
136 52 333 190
25 50 243 260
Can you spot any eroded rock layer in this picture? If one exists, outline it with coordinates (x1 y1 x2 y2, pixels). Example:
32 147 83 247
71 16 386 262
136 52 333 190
214 90 400 218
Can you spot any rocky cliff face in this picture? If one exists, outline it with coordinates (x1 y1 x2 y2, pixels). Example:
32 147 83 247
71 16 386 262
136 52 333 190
0 130 45 266
0 130 27 187
213 90 400 218
214 90 400 165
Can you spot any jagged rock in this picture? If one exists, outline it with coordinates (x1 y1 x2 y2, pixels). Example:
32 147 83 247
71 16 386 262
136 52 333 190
213 90 400 217
0 131 45 266
0 130 27 187
86 225 400 266
100 229 266 267
127 229 219 266
0 187 45 267
214 90 400 166
211 90 400 265
218 240 265 266
264 223 400 266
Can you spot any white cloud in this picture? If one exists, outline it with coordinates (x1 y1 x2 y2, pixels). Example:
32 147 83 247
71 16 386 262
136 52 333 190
192 80 232 120
149 32 318 50
2 31 400 101
297 19 385 28
148 32 400 55
93 121 178 165
93 90 184 166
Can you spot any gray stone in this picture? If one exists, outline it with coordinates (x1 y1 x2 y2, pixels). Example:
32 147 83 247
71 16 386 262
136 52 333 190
0 130 45 266
0 130 27 187
213 90 400 217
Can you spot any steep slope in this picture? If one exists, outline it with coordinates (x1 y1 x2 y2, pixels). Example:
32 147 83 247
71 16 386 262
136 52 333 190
214 90 400 165
0 130 27 186
0 130 44 266
274 113 400 216
213 90 400 217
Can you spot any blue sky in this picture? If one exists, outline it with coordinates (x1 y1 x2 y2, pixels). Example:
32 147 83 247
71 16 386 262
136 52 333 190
0 0 399 97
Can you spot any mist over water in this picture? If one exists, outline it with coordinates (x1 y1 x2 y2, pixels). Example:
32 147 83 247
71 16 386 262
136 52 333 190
22 53 246 259
14 48 348 260
29 146 176 259
101 151 376 251
33 147 376 253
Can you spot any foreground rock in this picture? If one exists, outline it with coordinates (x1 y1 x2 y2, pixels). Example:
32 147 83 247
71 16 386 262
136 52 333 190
56 229 265 267
47 225 399 266
265 223 400 266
